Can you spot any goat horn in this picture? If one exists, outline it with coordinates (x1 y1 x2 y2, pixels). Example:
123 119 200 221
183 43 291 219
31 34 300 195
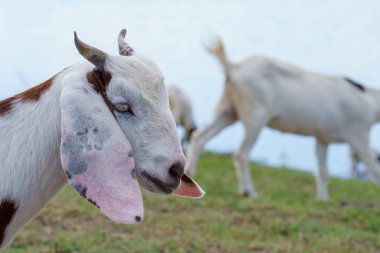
74 31 108 71
118 29 135 56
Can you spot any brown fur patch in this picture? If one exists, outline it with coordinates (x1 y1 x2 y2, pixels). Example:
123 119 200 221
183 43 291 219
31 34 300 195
0 77 54 117
0 97 17 117
0 199 18 246
18 78 53 102
86 68 114 114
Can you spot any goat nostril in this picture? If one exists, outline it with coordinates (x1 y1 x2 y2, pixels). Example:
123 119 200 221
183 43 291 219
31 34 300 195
169 162 184 179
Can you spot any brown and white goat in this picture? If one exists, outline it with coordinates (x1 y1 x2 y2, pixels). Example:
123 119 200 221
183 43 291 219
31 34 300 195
168 85 197 147
0 30 204 251
185 38 380 201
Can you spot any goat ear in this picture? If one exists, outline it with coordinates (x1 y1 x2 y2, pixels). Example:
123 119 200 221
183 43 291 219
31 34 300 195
60 84 143 224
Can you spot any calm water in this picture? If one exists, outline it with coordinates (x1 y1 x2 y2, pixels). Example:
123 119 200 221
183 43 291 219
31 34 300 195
1 0 380 177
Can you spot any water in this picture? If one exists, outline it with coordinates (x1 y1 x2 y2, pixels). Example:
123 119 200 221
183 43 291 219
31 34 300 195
1 0 380 177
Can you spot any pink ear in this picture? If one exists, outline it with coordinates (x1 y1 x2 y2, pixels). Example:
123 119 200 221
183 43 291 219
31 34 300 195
60 87 143 224
173 173 205 198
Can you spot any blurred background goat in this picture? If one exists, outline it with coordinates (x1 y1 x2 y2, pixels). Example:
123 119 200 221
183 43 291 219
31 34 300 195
185 38 380 201
168 85 197 149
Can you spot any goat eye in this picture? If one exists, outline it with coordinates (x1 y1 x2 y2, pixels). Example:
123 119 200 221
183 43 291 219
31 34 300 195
114 103 134 115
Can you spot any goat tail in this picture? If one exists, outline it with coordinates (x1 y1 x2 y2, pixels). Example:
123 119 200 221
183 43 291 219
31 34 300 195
204 37 231 74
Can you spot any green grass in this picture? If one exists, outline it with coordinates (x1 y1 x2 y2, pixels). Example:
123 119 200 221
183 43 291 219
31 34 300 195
5 152 380 253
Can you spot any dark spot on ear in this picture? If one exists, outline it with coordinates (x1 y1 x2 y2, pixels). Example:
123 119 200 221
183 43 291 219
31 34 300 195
0 198 18 246
344 77 366 92
128 151 133 158
62 115 110 175
87 198 100 208
74 184 87 199
135 216 141 222
62 132 88 174
65 171 72 180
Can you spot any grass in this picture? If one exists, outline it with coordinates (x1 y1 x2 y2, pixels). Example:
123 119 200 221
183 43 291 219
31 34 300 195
5 152 380 253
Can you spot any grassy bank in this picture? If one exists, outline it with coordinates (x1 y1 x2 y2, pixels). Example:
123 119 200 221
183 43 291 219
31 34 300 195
5 153 380 253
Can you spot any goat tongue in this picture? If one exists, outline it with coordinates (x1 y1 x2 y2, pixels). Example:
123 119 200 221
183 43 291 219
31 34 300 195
173 173 205 198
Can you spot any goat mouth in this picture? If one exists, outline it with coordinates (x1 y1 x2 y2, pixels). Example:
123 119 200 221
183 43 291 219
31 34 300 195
138 171 178 194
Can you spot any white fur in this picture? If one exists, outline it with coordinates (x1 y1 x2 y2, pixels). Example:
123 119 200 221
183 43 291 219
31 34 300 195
0 51 184 250
185 39 380 201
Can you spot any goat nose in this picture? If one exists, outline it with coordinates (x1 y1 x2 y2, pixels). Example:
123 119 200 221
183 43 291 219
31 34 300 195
169 162 184 180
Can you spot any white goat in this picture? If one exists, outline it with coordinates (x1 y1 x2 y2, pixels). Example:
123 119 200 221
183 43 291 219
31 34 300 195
185 38 380 201
168 85 197 147
0 29 204 251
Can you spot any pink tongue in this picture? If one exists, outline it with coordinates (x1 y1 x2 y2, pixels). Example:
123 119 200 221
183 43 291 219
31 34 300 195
173 173 205 198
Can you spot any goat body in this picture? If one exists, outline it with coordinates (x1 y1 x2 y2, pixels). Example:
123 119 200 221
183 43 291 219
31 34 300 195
0 67 78 249
186 39 380 200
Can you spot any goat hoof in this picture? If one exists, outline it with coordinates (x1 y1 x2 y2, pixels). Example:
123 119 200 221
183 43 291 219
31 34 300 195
242 191 258 199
